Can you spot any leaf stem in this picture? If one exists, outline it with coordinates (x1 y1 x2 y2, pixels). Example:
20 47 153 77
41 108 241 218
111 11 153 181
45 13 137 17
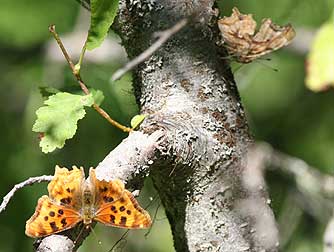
48 24 132 133
75 40 87 75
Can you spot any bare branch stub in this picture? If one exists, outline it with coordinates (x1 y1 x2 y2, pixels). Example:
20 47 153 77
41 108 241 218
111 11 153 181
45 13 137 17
112 18 188 81
95 130 166 187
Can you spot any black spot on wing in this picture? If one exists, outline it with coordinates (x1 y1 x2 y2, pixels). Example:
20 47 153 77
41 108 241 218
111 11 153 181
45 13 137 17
60 197 72 205
103 196 114 203
61 218 67 227
49 211 55 217
126 210 131 215
119 206 126 212
44 216 49 221
49 221 59 232
111 205 117 213
110 215 115 223
120 216 127 225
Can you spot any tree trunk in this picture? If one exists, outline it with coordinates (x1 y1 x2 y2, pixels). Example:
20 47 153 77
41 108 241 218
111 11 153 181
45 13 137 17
111 1 279 251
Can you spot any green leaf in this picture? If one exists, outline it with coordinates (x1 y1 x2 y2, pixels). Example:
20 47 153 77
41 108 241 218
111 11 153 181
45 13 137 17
131 114 146 129
306 18 334 91
86 0 119 50
38 86 104 105
38 86 60 97
32 92 94 153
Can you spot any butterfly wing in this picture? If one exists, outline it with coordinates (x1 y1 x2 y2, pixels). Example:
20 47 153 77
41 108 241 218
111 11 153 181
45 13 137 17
95 190 152 228
25 195 81 238
89 168 151 229
89 168 125 205
26 166 85 238
47 165 84 210
218 8 295 63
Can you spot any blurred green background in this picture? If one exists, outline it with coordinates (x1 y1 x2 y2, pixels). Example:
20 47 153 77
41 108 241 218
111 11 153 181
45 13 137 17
0 0 333 251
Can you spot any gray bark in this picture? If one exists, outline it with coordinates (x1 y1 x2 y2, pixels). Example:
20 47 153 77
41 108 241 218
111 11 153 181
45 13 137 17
35 0 280 251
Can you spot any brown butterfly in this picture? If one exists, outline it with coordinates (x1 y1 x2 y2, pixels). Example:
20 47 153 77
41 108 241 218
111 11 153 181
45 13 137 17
218 7 296 63
25 166 151 238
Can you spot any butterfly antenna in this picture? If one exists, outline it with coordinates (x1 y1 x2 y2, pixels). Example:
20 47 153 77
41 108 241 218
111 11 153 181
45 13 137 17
73 224 86 245
255 58 279 72
143 193 159 210
88 225 103 247
219 54 234 61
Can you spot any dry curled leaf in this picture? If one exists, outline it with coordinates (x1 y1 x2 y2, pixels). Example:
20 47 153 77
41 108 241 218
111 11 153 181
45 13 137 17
218 7 296 63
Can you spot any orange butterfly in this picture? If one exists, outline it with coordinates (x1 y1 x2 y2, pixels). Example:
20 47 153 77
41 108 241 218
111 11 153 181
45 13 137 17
25 166 151 238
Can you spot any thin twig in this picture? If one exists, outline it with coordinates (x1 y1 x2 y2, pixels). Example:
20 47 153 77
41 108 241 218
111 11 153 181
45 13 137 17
108 230 129 252
111 18 188 81
144 201 161 238
48 25 132 133
0 175 53 213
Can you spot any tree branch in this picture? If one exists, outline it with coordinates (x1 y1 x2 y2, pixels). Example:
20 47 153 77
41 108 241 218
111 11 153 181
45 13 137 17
0 175 53 214
246 142 334 197
33 131 165 252
35 235 75 252
324 213 334 252
246 142 334 250
250 142 334 219
95 130 165 184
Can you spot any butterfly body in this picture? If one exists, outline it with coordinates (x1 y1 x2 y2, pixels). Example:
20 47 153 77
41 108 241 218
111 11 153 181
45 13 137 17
25 166 151 238
81 181 96 225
